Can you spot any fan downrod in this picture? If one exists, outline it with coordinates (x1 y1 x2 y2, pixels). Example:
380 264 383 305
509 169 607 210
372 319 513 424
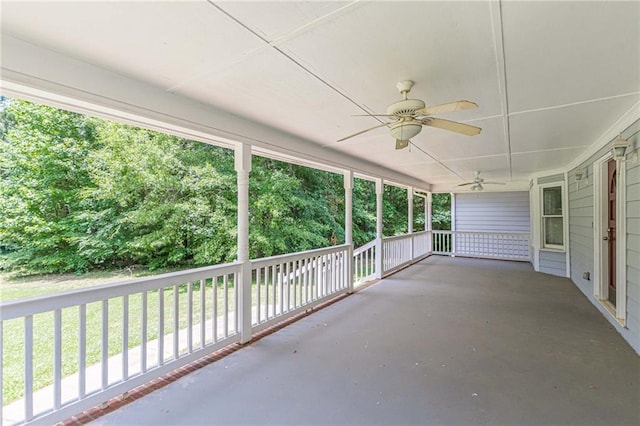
396 80 414 99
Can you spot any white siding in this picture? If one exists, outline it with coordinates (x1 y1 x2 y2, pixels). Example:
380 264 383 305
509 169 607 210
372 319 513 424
454 192 530 232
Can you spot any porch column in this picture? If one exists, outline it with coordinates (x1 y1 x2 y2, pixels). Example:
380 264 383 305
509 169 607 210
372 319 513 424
408 187 414 260
451 192 456 256
375 178 384 279
426 192 433 252
235 143 252 344
344 171 354 292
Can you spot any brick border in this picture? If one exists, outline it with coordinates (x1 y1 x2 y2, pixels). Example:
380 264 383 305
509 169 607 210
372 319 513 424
55 282 379 425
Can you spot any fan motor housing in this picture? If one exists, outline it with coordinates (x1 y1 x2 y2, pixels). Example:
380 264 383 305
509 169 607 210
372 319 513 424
386 99 425 116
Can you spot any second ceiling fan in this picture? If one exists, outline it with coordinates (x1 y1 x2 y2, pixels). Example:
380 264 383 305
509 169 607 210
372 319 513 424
338 80 482 149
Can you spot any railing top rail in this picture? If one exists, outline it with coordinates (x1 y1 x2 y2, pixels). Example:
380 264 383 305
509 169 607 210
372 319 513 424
432 230 530 237
382 233 415 243
251 244 349 269
0 262 242 321
353 239 376 255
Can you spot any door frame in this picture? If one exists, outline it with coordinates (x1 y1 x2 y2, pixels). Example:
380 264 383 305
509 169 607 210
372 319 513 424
593 152 627 325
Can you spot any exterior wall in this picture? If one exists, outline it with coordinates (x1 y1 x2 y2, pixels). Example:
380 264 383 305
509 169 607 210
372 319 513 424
532 175 568 277
454 191 530 232
539 250 567 277
567 118 640 353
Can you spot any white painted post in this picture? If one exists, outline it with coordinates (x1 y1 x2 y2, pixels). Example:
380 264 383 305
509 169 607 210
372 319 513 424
450 192 456 256
235 143 252 344
375 178 384 278
426 192 432 252
344 171 354 292
408 187 414 260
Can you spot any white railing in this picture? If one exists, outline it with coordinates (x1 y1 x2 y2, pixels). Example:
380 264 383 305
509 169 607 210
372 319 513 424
382 230 432 276
411 230 432 259
431 230 530 261
1 262 241 425
353 240 376 287
1 244 352 426
1 230 530 424
251 244 350 333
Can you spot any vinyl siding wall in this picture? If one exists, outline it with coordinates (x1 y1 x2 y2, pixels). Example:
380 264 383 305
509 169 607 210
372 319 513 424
539 250 567 277
454 192 530 232
567 118 640 353
535 175 567 277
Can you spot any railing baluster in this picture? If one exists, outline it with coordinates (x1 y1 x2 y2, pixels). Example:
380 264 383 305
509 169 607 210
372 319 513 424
173 285 179 360
24 315 33 421
213 276 218 342
187 282 193 353
79 304 86 398
101 300 108 389
200 279 205 348
54 309 62 409
141 292 147 373
122 295 129 381
233 272 239 334
278 264 284 315
158 289 164 366
271 265 277 318
256 267 262 324
286 261 291 311
223 274 229 338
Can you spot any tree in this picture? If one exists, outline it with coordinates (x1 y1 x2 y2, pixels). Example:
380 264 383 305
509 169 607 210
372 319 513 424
0 99 98 273
431 193 451 230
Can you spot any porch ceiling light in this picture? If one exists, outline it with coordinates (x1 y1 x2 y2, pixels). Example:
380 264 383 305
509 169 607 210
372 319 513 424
390 121 422 141
612 136 629 161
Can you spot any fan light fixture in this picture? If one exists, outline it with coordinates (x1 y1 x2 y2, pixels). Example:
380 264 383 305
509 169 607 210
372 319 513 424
612 135 629 161
390 121 422 140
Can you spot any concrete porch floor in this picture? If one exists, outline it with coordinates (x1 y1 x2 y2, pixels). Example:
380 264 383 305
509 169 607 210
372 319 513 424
94 256 639 426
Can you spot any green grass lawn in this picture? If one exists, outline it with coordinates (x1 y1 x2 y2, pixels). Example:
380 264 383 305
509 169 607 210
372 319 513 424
0 268 323 405
1 271 239 405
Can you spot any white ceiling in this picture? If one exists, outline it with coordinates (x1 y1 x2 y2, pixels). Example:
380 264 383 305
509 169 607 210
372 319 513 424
1 1 639 192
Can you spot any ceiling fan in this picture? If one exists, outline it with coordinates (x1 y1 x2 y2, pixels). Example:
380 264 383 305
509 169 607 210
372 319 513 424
458 171 505 191
337 80 482 150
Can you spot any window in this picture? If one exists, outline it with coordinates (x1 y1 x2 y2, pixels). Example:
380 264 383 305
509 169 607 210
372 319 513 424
542 186 564 249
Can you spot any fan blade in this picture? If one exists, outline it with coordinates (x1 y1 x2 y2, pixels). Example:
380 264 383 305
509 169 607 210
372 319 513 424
395 139 410 150
337 123 390 142
424 118 482 136
457 182 474 187
352 113 396 117
415 100 478 116
483 182 506 185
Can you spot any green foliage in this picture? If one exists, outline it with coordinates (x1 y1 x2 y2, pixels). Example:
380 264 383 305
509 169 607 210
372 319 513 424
0 98 442 275
0 99 98 273
431 192 452 230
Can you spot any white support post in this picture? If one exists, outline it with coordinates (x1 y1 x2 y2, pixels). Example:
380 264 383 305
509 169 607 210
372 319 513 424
408 187 414 260
344 171 354 292
235 143 252 344
375 178 384 278
426 192 432 231
426 192 432 252
451 192 456 256
408 187 414 234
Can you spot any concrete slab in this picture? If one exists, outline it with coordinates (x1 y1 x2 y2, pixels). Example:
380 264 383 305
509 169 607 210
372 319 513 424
94 256 640 426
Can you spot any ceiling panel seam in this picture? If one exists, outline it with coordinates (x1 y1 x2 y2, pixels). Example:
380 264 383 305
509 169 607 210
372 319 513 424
489 0 513 180
206 1 371 117
508 92 640 116
206 0 461 183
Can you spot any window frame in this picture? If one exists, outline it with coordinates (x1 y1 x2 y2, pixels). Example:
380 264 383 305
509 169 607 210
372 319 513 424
540 183 565 250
